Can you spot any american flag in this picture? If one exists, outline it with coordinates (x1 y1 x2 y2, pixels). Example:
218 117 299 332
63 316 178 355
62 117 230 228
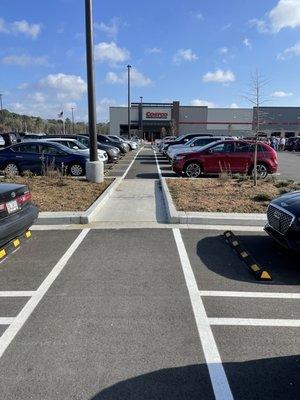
58 111 64 119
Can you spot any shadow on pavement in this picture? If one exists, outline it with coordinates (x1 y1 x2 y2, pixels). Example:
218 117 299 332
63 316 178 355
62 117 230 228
197 234 300 285
91 356 299 400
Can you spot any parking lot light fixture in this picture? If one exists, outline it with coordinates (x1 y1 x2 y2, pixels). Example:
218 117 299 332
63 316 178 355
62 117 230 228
127 65 131 139
84 0 103 182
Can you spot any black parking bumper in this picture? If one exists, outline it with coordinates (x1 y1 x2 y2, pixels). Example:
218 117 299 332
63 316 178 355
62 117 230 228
264 224 300 253
0 204 38 247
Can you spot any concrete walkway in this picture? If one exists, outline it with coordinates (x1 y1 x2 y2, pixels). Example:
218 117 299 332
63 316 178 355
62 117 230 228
94 148 167 223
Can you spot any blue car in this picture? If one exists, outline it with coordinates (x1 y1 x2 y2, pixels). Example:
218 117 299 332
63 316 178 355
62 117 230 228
0 140 89 176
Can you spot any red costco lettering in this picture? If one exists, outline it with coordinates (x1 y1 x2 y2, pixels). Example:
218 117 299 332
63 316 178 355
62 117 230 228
146 112 168 119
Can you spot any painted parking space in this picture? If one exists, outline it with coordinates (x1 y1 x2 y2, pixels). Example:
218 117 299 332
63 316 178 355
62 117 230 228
0 228 214 400
179 228 300 399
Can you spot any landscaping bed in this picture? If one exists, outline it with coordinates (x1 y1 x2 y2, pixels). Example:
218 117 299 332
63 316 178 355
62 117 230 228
0 175 113 212
167 177 300 213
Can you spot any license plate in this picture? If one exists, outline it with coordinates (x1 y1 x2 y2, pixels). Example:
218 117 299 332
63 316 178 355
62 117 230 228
6 200 18 214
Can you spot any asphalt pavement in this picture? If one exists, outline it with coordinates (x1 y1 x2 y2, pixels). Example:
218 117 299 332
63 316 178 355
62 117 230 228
0 145 299 400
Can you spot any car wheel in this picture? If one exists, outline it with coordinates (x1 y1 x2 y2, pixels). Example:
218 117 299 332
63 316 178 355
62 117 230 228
69 163 84 177
252 163 268 179
184 162 202 178
4 162 19 176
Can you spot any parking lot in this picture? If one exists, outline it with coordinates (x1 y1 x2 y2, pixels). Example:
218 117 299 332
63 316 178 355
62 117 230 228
0 147 299 400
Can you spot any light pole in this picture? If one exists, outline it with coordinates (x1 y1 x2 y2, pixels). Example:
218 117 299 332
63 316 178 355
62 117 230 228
0 94 3 124
84 0 103 182
127 65 131 139
140 96 143 140
71 107 75 134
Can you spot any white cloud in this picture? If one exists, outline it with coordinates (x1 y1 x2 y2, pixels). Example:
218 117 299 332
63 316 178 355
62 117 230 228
94 18 120 39
105 68 152 87
203 69 235 84
271 91 293 97
222 23 232 30
250 0 300 34
145 47 162 54
173 49 198 64
190 99 215 107
28 92 46 103
195 13 204 20
2 54 50 67
229 103 239 108
94 41 130 65
243 38 252 48
218 47 228 54
39 73 87 100
17 82 29 90
277 42 300 60
0 18 41 38
96 98 117 120
0 18 9 33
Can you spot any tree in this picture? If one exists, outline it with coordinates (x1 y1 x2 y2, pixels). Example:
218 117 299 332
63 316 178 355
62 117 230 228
244 70 269 186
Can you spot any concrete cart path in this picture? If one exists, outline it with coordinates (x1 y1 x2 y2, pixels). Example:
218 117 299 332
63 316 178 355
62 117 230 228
94 147 168 223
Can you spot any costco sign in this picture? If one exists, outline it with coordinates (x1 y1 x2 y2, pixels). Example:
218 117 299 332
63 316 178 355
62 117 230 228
143 108 171 121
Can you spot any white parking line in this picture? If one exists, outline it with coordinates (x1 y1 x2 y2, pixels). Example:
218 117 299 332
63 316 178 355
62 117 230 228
123 147 144 179
199 291 300 299
209 318 300 327
0 228 89 359
153 150 162 179
0 291 36 297
173 228 234 400
0 318 14 325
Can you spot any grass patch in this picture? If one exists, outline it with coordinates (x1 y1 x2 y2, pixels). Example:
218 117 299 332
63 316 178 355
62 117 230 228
167 177 298 213
0 175 113 212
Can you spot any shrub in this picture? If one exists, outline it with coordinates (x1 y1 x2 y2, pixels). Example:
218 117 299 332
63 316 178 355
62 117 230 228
253 193 273 202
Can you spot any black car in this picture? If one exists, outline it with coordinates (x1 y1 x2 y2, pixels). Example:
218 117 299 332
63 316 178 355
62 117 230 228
0 183 38 247
46 135 120 163
0 141 89 176
265 191 300 253
285 137 300 152
0 133 19 147
161 133 214 154
96 134 130 154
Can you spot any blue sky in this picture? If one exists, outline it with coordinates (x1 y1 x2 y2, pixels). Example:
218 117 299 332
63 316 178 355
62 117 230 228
1 0 300 121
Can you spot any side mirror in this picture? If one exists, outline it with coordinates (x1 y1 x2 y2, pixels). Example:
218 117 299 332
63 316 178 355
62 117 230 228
73 146 79 150
190 143 195 147
184 138 189 142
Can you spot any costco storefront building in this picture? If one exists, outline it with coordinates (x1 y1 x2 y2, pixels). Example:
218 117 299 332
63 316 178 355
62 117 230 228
110 102 300 139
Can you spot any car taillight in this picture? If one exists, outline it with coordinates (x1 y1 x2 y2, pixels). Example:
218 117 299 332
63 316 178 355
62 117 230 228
0 203 5 212
17 191 32 206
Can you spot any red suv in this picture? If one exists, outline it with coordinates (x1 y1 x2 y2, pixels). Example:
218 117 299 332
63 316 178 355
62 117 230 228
172 140 278 178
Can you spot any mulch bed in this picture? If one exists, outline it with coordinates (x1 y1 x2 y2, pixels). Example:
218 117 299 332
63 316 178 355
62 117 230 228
0 175 113 212
167 177 300 213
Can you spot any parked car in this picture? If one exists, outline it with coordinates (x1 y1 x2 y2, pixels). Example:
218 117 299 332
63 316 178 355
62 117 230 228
265 191 300 253
0 141 89 176
0 135 5 148
43 138 108 163
285 137 300 152
96 134 130 154
108 135 138 150
157 136 176 151
45 135 120 163
172 140 278 178
161 133 214 154
167 136 233 161
22 133 46 141
0 133 19 147
121 134 141 145
0 183 38 247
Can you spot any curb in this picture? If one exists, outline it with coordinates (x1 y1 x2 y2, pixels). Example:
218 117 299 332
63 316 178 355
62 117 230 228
35 178 122 225
224 231 272 281
160 177 267 227
0 230 32 262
